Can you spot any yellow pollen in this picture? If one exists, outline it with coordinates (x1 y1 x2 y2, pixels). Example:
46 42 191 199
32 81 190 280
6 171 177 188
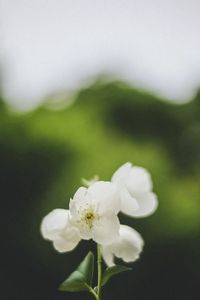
84 210 95 228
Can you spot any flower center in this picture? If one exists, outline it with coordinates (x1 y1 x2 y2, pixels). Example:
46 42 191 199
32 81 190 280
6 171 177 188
83 209 96 229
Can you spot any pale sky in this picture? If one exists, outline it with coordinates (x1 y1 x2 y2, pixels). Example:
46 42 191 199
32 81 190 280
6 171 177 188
0 0 200 110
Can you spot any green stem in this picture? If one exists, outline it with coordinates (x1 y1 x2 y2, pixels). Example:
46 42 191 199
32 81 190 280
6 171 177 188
85 284 99 300
97 244 102 300
86 244 102 300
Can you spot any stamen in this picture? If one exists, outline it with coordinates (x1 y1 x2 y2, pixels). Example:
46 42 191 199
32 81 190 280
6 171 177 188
79 207 98 229
84 210 95 228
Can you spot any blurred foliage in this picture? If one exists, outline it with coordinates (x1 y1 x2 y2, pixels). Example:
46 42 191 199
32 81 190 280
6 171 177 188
0 81 200 299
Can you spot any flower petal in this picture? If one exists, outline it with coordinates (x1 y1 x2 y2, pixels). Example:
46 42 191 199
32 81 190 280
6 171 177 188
130 192 158 217
88 181 120 214
73 186 87 201
92 213 120 245
53 227 81 252
119 187 139 216
126 166 152 196
101 246 115 267
113 225 144 262
101 225 144 266
40 209 69 240
76 222 93 241
111 162 132 183
69 186 88 218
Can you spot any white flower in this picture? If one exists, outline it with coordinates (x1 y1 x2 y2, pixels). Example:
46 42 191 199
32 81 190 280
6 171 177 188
101 225 144 266
69 181 121 245
41 209 81 253
111 162 158 217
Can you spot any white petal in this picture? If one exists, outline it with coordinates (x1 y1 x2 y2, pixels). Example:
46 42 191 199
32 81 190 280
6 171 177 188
77 222 93 240
101 246 115 267
88 181 120 214
40 209 69 240
53 238 73 253
130 192 158 217
53 227 81 252
69 186 89 218
126 166 152 196
92 213 120 245
120 187 139 216
111 162 132 183
101 225 144 266
113 225 144 262
73 186 87 201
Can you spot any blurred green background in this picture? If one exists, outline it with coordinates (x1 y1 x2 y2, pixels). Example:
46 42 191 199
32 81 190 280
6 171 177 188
1 81 200 300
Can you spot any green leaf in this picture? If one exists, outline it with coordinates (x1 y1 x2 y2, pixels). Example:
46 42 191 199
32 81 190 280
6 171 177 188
59 251 94 292
101 265 132 287
77 251 94 285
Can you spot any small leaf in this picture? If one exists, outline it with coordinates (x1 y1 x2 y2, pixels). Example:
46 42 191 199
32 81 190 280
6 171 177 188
59 271 86 292
77 251 94 285
59 251 94 292
101 265 132 286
